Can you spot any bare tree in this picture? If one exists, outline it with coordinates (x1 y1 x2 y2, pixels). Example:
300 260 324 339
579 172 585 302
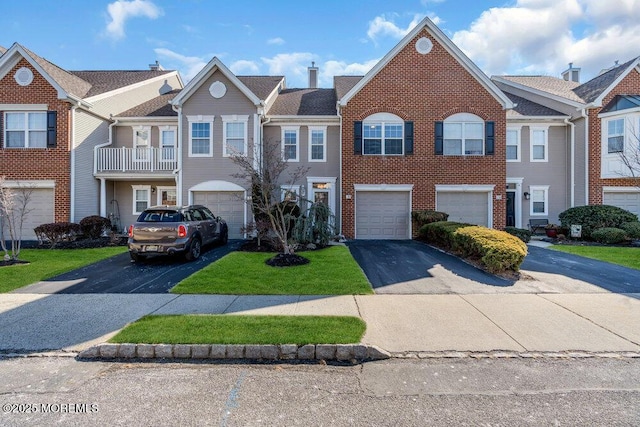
0 176 34 261
232 138 309 254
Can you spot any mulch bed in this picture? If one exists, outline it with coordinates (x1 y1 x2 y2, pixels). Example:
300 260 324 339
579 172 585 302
0 259 29 267
265 253 310 267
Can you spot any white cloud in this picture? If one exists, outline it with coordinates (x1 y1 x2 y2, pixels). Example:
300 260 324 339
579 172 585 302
261 52 315 86
321 59 379 84
267 37 285 45
451 0 640 80
105 0 162 40
153 48 208 81
230 60 260 75
366 13 426 43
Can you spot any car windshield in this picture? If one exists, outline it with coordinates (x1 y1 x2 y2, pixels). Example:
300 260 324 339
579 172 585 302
138 210 183 222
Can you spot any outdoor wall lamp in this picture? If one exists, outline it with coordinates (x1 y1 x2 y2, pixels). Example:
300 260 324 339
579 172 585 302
523 192 530 200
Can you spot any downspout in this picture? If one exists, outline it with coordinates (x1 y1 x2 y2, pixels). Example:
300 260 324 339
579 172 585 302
564 117 575 207
581 108 589 205
70 106 77 222
336 101 343 236
172 105 183 206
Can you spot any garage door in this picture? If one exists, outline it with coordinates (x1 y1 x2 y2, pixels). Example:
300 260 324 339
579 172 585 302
193 191 245 239
356 191 410 239
437 192 489 226
603 192 640 218
11 188 55 240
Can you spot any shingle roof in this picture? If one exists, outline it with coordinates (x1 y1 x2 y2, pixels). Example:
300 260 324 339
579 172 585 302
572 57 638 103
116 89 181 117
267 88 337 115
505 93 567 117
499 75 583 103
334 76 363 101
237 76 283 100
70 70 175 98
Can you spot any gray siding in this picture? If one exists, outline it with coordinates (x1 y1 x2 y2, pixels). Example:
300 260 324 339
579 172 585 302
507 125 569 226
112 123 177 149
111 180 177 231
573 117 587 206
180 69 258 200
73 110 110 221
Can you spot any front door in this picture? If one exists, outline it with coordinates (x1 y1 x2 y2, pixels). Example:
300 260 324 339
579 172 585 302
506 191 516 227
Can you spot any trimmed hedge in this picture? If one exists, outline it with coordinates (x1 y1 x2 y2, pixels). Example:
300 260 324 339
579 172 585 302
504 227 532 243
412 210 449 228
620 221 640 239
419 221 527 273
79 215 112 239
559 205 637 240
591 227 627 244
34 222 82 247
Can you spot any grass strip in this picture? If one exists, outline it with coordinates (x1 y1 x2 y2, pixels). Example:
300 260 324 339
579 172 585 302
109 315 366 345
551 245 640 270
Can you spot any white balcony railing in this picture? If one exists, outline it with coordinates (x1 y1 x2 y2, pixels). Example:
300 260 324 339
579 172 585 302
96 147 177 173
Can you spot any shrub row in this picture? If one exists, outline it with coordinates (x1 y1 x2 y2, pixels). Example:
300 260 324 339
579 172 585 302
559 205 637 240
412 210 449 228
503 227 532 243
419 221 527 273
591 227 627 244
34 215 112 247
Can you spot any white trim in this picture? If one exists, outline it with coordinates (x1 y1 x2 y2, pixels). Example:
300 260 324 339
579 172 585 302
84 71 182 102
159 126 177 162
282 126 300 162
281 185 300 203
189 180 246 192
362 113 405 156
592 58 640 107
339 17 514 109
308 126 327 162
529 126 549 162
264 116 339 125
307 177 337 216
1 180 55 189
435 185 495 228
0 104 48 110
491 76 586 109
598 106 640 119
443 114 485 156
354 184 414 191
221 114 249 157
187 115 214 158
156 186 177 206
131 184 151 215
3 110 48 148
506 127 521 162
132 125 151 162
506 177 524 229
602 186 640 193
529 185 549 216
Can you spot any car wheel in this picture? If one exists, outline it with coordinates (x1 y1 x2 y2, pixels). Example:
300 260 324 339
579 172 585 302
130 252 146 262
185 238 201 261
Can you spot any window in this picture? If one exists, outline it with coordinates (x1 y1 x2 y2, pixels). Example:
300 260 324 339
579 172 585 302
281 185 300 203
282 127 299 161
529 185 549 216
187 115 214 157
363 122 403 155
222 115 248 157
506 128 520 161
132 185 151 214
4 112 47 148
443 113 484 156
160 126 176 161
607 118 624 154
133 126 150 161
308 126 327 162
156 186 177 206
530 127 548 162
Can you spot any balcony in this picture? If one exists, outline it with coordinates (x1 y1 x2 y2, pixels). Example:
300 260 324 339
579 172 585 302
95 147 177 176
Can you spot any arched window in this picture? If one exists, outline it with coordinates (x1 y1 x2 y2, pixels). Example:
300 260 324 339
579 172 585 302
362 113 405 155
442 113 484 155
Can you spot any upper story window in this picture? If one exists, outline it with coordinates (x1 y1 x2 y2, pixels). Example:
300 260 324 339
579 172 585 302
530 127 548 162
160 126 176 161
4 111 47 148
222 115 249 157
607 118 625 153
506 128 521 162
308 126 327 162
435 113 494 156
187 115 214 157
363 113 404 155
282 126 299 162
133 126 150 161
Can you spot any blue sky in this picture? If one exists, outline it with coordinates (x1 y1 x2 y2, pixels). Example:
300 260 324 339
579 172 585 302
3 0 640 88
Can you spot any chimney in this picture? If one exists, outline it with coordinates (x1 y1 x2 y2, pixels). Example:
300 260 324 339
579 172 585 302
561 62 581 83
149 60 164 71
308 61 318 89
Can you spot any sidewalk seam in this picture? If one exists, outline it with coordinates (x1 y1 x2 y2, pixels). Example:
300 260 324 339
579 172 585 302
221 295 240 314
147 294 183 315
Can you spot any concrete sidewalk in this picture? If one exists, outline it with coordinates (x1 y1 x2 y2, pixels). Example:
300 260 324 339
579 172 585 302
1 292 639 355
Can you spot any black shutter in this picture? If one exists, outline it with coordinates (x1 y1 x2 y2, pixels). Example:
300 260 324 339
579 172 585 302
353 121 362 155
434 121 443 155
0 113 3 149
46 111 57 148
404 121 414 155
485 121 495 155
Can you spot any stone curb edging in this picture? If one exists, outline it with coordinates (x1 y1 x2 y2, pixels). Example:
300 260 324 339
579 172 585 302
77 343 391 362
392 351 640 359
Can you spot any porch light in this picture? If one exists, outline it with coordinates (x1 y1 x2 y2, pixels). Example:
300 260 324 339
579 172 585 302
523 192 530 200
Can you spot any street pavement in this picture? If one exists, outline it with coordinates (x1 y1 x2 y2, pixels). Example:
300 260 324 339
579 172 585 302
0 242 639 355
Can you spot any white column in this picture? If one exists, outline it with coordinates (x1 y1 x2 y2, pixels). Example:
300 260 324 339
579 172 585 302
99 178 107 217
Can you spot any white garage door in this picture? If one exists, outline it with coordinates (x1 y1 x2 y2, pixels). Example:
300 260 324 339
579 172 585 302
356 191 410 239
13 188 55 240
193 191 245 239
603 192 640 218
437 192 489 226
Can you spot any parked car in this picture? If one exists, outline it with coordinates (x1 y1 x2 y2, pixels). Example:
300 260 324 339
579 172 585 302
128 205 228 262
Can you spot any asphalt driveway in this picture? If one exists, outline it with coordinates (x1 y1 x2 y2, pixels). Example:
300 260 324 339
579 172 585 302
12 241 242 294
347 240 640 294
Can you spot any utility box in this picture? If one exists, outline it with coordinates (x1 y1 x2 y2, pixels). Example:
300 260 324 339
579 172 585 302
570 225 582 238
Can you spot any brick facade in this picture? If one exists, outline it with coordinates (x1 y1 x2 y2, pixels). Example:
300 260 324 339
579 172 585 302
340 29 507 238
587 68 640 204
0 58 71 222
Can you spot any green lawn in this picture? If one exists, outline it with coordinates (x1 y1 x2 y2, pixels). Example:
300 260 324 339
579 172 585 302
552 245 640 270
172 245 373 295
0 247 128 293
109 315 366 345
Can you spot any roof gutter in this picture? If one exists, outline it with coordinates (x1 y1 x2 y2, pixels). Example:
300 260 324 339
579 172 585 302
336 102 343 237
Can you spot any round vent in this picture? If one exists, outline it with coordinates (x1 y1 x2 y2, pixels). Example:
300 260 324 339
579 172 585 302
209 81 227 99
415 37 433 55
14 67 34 86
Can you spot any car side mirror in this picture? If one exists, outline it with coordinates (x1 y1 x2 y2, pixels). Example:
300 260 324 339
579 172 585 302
216 216 222 222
